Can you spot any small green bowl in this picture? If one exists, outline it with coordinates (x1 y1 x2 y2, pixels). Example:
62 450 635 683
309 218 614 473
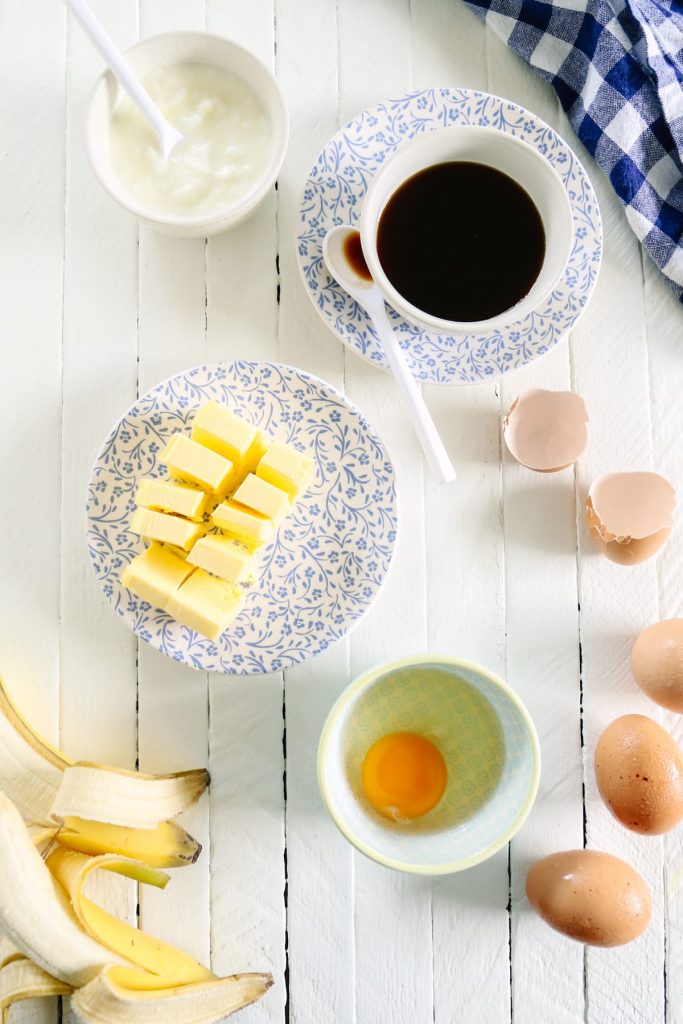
318 655 540 875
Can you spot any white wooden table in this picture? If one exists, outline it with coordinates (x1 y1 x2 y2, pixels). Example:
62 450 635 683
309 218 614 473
2 1 682 1022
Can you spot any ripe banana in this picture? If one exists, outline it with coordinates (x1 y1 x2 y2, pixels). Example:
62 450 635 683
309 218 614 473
71 969 273 1024
0 794 128 986
0 678 67 824
47 848 214 992
0 957 71 1023
0 939 21 971
51 763 210 829
55 816 202 868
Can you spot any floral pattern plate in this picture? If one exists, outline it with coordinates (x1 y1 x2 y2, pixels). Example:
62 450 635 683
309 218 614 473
86 362 398 675
297 88 602 385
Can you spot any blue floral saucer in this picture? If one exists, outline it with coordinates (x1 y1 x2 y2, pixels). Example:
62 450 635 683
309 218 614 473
297 88 602 385
86 362 398 675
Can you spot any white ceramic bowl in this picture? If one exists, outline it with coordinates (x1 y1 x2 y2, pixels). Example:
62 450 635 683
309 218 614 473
318 655 540 875
359 125 574 335
86 31 288 237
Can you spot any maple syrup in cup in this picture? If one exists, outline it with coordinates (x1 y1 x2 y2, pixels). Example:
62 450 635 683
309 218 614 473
359 125 574 335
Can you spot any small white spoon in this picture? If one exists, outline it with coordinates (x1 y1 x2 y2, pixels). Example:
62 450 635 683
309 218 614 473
64 0 184 160
323 226 456 484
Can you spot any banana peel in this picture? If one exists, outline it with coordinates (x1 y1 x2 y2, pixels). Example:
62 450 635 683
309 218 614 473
51 763 210 829
55 816 202 868
0 794 128 987
0 679 66 824
71 968 273 1024
0 957 71 1024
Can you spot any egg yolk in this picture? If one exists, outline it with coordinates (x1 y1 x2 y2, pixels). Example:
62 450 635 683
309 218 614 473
361 732 448 821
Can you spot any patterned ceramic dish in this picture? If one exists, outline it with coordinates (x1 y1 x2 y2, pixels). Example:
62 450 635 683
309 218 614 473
86 361 398 675
318 656 540 874
297 88 602 385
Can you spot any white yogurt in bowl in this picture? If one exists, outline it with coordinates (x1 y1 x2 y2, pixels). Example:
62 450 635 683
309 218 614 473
110 64 272 218
87 32 288 236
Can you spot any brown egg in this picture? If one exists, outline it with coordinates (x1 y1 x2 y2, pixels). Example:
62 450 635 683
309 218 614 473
503 389 588 472
526 849 651 946
632 620 683 713
595 715 683 834
585 472 675 565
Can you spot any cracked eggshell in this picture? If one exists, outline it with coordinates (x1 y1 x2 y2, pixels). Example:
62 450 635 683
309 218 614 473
526 849 651 947
594 714 683 835
503 389 588 472
585 471 675 565
631 619 683 713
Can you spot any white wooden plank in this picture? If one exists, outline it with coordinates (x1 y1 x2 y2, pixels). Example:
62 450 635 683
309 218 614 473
202 5 286 1022
274 2 355 1022
642 259 683 1024
571 162 665 1023
410 5 514 1022
484 32 586 1024
0 3 66 1021
135 0 212 982
335 2 435 1021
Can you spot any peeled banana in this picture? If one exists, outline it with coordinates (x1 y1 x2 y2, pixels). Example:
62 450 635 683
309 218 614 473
71 969 273 1024
0 956 71 1023
55 816 202 868
51 763 210 829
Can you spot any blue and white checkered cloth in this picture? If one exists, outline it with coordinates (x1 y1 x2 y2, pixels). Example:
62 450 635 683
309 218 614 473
462 0 683 300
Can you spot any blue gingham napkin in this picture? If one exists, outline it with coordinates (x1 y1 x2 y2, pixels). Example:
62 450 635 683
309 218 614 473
462 0 683 301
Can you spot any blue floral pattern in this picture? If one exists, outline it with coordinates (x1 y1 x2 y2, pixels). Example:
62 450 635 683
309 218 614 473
86 362 398 675
297 88 602 385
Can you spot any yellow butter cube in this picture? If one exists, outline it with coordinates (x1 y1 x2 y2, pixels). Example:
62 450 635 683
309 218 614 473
161 434 235 494
241 430 272 476
136 478 208 522
211 501 275 548
232 473 290 521
256 442 315 499
130 507 204 552
187 534 256 584
121 543 194 609
191 401 258 465
166 569 245 641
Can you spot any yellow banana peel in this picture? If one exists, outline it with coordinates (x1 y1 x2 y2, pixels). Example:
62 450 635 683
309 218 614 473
71 967 273 1024
47 848 214 992
0 956 71 1024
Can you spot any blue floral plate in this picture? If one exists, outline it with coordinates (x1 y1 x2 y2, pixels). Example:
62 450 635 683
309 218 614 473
297 88 602 385
86 362 398 675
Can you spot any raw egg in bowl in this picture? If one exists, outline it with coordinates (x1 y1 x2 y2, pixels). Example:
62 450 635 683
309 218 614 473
318 656 540 875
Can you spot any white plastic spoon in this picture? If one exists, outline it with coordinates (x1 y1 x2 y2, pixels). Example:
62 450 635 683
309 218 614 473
64 0 184 160
323 226 456 484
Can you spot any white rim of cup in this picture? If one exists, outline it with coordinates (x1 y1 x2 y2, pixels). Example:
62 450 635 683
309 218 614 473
359 125 574 335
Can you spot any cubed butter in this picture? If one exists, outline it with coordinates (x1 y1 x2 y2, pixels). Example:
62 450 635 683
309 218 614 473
166 569 245 641
121 543 194 609
232 474 290 521
191 401 258 465
212 501 275 548
161 434 235 494
130 507 204 551
256 441 315 499
136 478 208 522
187 534 256 584
241 430 272 476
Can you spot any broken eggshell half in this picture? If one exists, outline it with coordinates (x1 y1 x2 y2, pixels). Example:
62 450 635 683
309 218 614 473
586 472 675 565
503 389 588 473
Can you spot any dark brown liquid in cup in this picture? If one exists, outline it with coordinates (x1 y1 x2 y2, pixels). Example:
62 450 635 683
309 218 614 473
376 161 546 323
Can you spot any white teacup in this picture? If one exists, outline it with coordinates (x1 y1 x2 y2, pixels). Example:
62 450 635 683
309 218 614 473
359 125 574 335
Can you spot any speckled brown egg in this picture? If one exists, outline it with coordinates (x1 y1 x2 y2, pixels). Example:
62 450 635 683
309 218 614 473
631 620 683 713
526 849 651 946
595 714 683 834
